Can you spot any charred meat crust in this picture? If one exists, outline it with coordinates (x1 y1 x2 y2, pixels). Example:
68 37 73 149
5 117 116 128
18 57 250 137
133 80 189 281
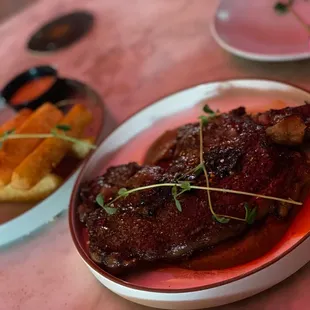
78 106 310 275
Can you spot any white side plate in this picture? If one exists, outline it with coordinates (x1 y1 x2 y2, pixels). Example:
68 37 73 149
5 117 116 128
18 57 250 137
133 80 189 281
0 80 111 247
211 0 310 62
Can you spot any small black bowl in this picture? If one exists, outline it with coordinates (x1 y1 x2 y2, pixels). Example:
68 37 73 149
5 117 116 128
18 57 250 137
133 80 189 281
0 65 69 111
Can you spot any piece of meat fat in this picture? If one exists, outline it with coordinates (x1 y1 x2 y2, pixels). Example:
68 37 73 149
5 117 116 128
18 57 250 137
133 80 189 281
266 115 307 145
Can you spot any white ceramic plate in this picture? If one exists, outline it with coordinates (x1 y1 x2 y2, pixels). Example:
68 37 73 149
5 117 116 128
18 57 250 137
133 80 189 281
211 0 310 62
0 80 110 247
70 79 310 309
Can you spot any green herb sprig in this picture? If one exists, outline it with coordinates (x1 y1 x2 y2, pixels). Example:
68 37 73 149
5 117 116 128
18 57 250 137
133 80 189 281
0 124 96 150
274 1 291 14
95 104 302 225
96 193 117 215
95 182 301 216
171 181 192 212
274 1 310 34
244 203 258 225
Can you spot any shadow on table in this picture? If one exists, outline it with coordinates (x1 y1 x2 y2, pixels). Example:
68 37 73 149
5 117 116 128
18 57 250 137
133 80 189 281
212 262 310 310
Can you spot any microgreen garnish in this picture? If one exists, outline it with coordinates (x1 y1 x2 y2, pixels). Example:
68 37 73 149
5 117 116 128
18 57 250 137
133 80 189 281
96 193 105 207
274 2 290 14
197 117 240 224
95 193 117 215
180 181 191 191
56 124 71 132
3 129 15 135
198 115 209 126
203 104 215 115
193 163 204 177
95 182 302 215
197 115 260 224
172 185 182 212
198 117 216 219
244 203 258 224
198 104 217 126
274 1 310 35
212 215 230 224
103 206 118 215
118 187 129 197
174 181 192 201
0 129 15 148
0 126 96 150
0 129 15 139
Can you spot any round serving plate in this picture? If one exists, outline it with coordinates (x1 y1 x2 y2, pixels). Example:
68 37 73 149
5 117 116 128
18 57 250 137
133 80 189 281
70 79 310 309
0 79 108 247
211 0 310 62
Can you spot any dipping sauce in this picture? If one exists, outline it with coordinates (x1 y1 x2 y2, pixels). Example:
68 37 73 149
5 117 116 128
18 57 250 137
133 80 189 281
10 76 56 105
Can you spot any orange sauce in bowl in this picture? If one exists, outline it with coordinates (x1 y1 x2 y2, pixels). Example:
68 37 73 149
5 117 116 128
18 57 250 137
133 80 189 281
10 76 56 105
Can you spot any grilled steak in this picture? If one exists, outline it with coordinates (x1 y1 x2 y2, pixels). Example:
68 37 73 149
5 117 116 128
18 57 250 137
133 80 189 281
78 105 310 274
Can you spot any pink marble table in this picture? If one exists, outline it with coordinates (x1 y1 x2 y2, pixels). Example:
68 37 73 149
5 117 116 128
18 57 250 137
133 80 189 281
1 0 310 309
0 0 38 23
